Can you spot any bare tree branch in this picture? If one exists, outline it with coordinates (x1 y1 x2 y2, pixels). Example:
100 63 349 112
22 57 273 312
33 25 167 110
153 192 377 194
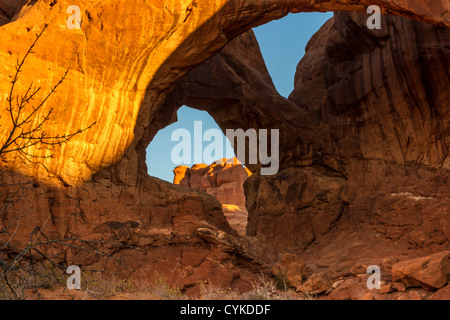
0 24 96 161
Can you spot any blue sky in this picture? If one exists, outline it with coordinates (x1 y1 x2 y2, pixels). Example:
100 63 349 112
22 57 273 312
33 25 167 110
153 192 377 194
146 12 333 182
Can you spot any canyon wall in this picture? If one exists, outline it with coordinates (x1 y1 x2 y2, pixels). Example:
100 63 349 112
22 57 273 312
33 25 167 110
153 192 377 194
174 159 251 235
161 11 450 298
0 0 449 298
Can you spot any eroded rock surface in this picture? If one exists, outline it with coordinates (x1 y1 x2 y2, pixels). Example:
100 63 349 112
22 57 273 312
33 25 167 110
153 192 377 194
160 11 449 298
164 11 449 255
0 1 449 299
173 159 251 235
0 1 448 186
392 251 450 290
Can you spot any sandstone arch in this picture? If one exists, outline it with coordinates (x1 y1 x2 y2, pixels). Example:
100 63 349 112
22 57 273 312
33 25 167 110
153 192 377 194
159 10 450 251
0 1 449 297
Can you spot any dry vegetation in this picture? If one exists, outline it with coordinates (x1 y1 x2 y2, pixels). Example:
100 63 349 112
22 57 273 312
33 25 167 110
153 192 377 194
0 25 99 300
1 271 314 300
0 24 317 302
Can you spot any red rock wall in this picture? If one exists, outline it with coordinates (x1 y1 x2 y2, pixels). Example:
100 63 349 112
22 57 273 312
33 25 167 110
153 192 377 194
0 1 448 186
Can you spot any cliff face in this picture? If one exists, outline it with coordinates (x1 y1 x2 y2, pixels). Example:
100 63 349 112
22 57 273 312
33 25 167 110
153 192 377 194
0 0 449 298
253 14 450 289
0 0 448 187
174 159 251 235
161 11 450 298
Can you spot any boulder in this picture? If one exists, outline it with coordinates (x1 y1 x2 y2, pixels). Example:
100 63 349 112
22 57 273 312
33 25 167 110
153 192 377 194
392 251 450 290
272 253 307 289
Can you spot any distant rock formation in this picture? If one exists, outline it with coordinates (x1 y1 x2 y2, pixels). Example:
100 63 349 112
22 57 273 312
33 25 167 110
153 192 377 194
174 158 251 235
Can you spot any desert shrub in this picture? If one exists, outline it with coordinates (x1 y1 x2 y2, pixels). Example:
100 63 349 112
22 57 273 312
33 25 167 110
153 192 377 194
273 272 289 291
149 276 186 300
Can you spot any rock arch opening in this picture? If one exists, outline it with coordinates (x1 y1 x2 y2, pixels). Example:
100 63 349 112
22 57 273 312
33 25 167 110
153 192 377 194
253 12 333 98
146 105 236 183
144 12 336 237
146 105 251 235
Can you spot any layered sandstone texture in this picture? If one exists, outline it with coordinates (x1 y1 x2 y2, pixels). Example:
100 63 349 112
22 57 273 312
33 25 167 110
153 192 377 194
0 0 448 186
173 159 251 235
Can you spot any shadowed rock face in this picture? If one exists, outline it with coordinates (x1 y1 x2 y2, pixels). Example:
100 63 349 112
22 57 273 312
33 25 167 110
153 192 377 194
162 11 449 250
161 11 450 296
0 1 449 298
